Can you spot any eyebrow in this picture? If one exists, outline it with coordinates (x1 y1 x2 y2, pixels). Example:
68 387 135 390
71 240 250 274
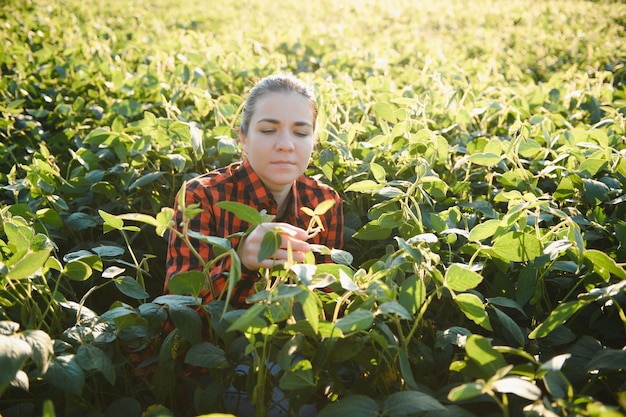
256 118 313 127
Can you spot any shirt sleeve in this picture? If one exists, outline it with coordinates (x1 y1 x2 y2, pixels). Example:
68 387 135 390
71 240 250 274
164 180 260 307
164 181 211 284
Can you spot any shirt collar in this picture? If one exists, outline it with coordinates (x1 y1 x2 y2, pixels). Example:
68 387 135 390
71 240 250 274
234 159 300 220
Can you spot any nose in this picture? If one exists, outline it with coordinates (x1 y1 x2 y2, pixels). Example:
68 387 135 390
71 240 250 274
275 130 295 151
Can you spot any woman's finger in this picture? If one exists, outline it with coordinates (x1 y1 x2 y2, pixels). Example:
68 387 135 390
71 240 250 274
272 248 307 262
264 222 308 240
279 235 310 252
258 258 286 269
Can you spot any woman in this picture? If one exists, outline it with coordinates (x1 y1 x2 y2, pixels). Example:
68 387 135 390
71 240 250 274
165 73 344 306
162 74 343 416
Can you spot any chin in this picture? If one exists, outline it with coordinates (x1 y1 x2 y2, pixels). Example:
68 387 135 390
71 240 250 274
268 175 298 185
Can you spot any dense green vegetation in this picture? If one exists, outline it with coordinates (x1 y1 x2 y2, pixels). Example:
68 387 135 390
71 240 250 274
1 0 626 416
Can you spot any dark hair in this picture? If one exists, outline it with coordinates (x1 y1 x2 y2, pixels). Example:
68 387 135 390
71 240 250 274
239 74 318 135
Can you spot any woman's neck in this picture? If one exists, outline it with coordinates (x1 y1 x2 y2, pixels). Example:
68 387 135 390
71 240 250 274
271 186 291 218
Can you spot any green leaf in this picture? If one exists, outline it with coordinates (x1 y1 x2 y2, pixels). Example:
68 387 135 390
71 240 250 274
297 290 319 334
487 296 526 316
376 301 412 320
448 381 485 402
114 276 150 299
37 207 63 227
111 98 142 118
0 335 31 390
544 239 572 260
226 303 265 333
493 307 526 347
382 390 445 415
492 231 542 262
102 266 124 279
455 293 492 330
216 201 262 225
465 335 506 377
63 260 92 281
376 186 405 198
185 231 232 251
529 300 588 339
330 249 353 265
373 101 398 123
319 148 334 180
582 178 610 205
395 236 422 264
345 180 383 193
583 249 626 281
317 395 379 417
335 310 374 334
539 354 571 372
128 172 165 190
554 176 575 200
278 335 303 369
445 264 483 292
490 377 541 400
169 304 202 344
83 128 115 145
568 223 585 265
468 219 500 242
542 370 569 399
585 349 626 372
166 271 206 297
399 275 425 315
352 220 392 241
419 176 448 200
99 306 136 323
258 228 281 262
279 359 315 390
45 354 85 395
104 397 143 417
18 330 53 374
579 281 626 301
517 138 543 158
579 158 608 177
76 344 116 385
397 349 418 390
8 249 51 280
312 199 336 216
247 285 302 303
168 153 187 173
98 210 124 232
290 264 316 286
516 265 537 307
138 303 168 327
369 162 386 183
152 294 200 308
92 245 125 258
468 152 502 167
184 342 229 369
118 213 160 228
155 208 175 236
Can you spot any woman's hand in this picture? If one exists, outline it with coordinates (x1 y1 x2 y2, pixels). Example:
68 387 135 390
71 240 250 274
238 222 311 270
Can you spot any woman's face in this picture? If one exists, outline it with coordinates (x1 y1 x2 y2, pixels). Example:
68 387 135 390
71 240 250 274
240 91 315 193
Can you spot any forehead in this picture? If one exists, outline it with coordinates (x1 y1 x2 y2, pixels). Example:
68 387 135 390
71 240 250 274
252 92 314 124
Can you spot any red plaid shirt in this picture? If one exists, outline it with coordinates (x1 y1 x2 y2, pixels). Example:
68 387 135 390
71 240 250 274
165 159 344 308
